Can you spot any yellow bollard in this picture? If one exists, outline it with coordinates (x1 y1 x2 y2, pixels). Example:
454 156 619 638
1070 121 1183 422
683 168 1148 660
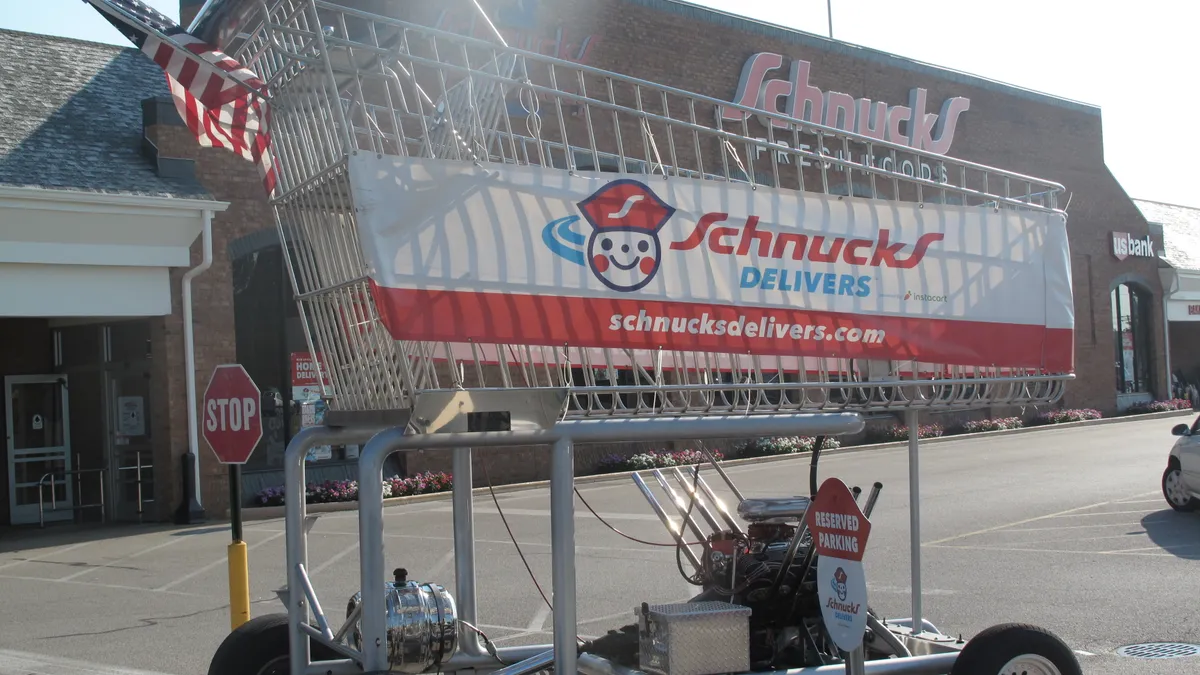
228 540 251 630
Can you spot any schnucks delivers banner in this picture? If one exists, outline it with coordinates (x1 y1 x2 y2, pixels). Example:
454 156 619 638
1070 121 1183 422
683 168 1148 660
347 155 1074 372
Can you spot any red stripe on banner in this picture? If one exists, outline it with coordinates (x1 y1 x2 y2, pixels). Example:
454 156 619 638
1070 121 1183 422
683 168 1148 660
367 283 1074 372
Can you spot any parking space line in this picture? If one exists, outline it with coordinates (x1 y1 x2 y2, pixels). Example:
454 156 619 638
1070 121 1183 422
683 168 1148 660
922 494 1161 545
0 541 95 573
58 537 185 582
311 542 359 576
246 527 676 557
526 604 551 632
927 543 1174 558
975 533 1149 547
1046 509 1157 518
155 531 285 592
0 573 201 597
1098 542 1200 554
425 549 456 579
1002 522 1161 533
0 648 178 675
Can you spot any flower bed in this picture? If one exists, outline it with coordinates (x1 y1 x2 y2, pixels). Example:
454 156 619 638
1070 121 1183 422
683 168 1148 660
1032 408 1102 425
1125 398 1194 415
597 448 725 473
255 471 452 506
958 416 1024 433
733 435 841 459
873 422 945 442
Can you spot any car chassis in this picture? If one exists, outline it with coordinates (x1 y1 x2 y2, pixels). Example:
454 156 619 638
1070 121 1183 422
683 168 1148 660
211 398 1082 675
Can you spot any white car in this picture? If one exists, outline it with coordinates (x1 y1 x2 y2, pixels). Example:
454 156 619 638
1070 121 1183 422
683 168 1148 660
1163 414 1200 511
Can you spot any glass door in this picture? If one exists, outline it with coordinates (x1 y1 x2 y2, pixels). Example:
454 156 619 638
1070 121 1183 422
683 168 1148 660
5 375 71 525
107 369 153 522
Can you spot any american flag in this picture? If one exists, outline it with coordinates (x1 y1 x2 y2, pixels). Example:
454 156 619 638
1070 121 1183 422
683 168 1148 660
82 0 277 196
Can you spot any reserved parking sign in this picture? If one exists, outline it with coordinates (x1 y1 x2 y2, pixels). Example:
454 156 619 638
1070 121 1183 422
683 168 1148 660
806 478 872 652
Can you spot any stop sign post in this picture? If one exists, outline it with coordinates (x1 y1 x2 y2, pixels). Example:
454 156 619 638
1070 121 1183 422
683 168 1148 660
201 363 262 631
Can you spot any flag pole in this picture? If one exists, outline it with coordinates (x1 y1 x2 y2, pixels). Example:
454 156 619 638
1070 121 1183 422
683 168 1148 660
827 0 834 38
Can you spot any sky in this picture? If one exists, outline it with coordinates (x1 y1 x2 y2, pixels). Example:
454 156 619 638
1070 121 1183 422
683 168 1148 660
3 0 1196 209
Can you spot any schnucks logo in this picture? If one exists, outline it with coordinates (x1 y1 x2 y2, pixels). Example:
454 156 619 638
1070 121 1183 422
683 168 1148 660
544 180 675 292
543 180 944 294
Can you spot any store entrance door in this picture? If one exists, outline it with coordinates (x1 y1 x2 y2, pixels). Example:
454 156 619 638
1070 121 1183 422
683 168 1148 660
4 374 71 525
106 367 153 522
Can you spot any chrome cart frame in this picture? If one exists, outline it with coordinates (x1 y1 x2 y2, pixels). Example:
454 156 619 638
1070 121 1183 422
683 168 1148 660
279 408 981 675
180 1 1081 673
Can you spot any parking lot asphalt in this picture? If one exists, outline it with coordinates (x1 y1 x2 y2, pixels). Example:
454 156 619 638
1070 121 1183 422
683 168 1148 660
1 412 1198 675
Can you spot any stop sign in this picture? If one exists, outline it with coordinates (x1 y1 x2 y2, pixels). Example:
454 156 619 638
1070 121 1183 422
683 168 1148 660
202 364 263 464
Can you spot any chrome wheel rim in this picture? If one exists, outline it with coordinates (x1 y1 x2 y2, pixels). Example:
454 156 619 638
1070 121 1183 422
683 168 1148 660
998 653 1061 675
1165 469 1190 506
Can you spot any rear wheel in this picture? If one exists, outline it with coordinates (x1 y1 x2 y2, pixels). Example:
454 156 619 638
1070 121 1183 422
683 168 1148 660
207 613 342 675
949 623 1081 675
1162 463 1197 512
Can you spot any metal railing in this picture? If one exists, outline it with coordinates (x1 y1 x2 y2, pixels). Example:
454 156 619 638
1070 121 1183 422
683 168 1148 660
36 451 150 527
37 453 105 528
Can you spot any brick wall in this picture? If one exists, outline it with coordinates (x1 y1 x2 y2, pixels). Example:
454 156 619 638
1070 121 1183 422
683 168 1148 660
145 112 275 520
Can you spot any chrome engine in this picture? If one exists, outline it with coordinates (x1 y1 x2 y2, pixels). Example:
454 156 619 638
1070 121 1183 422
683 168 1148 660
580 452 896 671
345 568 458 673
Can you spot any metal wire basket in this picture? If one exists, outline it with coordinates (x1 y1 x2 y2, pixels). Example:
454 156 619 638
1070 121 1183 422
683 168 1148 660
228 0 1074 420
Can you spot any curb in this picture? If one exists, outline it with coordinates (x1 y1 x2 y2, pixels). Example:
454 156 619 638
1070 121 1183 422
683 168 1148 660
242 407 1196 521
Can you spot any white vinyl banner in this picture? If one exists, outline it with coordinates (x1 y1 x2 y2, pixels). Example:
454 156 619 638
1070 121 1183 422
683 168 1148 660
348 155 1074 370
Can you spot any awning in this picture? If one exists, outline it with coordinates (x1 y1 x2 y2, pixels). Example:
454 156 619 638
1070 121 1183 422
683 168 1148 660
0 185 227 317
1162 267 1200 322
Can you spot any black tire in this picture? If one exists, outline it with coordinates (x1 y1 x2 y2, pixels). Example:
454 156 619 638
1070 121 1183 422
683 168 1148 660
949 623 1081 675
207 613 342 675
1162 462 1198 512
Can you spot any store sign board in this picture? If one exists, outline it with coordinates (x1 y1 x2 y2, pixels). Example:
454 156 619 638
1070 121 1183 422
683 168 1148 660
717 52 971 155
348 154 1075 372
1112 232 1157 261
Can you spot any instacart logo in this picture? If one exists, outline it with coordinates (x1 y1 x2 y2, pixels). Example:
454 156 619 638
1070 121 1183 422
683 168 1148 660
904 290 948 302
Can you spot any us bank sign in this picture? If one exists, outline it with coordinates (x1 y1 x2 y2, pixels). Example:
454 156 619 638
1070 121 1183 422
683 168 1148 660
716 53 972 181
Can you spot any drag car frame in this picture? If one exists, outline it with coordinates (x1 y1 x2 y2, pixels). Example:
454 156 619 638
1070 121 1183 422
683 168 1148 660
224 398 1081 675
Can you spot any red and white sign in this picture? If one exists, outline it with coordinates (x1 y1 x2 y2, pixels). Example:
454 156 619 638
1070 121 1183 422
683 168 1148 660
290 352 330 387
806 477 872 562
348 155 1074 372
202 364 262 465
806 478 872 653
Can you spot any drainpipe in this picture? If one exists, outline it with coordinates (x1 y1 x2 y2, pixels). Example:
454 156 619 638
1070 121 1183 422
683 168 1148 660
1162 268 1176 399
183 209 215 509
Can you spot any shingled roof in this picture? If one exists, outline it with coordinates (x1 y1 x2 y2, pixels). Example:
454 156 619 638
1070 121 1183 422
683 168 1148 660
0 28 213 200
1134 199 1200 272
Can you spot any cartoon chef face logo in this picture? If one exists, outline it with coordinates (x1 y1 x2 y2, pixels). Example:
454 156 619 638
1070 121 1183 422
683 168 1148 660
574 180 676 293
831 567 848 601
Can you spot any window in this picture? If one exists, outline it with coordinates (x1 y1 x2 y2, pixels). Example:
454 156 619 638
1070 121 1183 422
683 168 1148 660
1111 282 1154 395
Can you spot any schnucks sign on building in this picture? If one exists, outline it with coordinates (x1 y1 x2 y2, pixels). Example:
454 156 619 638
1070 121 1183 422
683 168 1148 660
348 156 1074 372
717 53 972 155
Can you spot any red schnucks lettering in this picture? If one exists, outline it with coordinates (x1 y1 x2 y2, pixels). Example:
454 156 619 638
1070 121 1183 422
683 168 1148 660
670 212 728 250
671 218 944 268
